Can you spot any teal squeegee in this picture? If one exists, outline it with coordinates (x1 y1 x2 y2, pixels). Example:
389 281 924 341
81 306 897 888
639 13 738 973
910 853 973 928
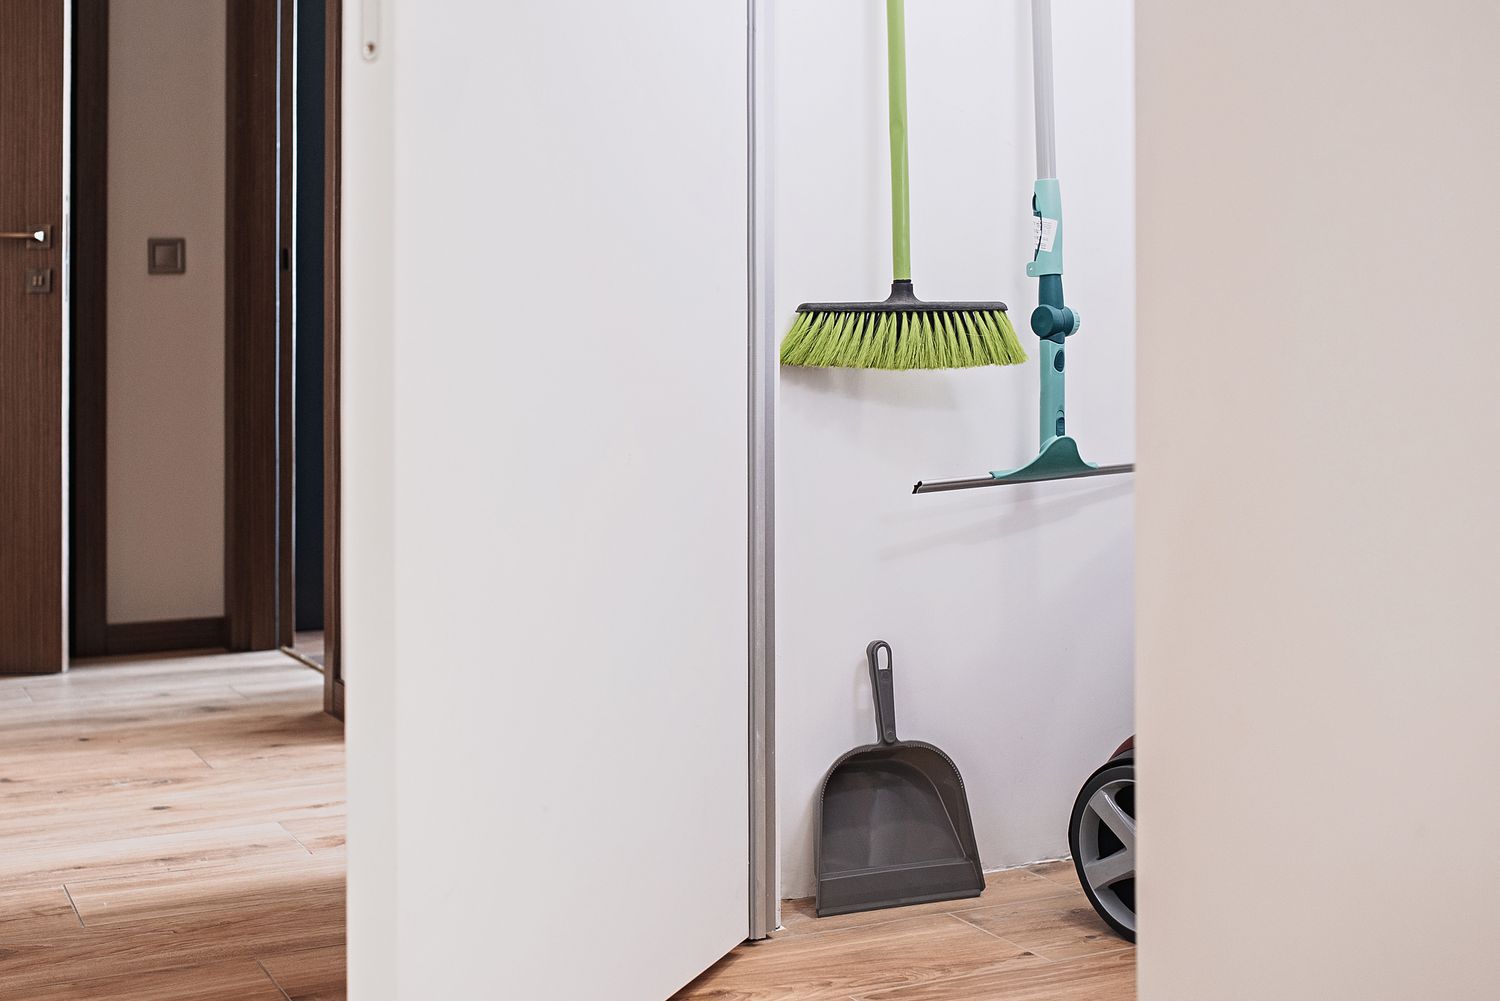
913 0 1133 495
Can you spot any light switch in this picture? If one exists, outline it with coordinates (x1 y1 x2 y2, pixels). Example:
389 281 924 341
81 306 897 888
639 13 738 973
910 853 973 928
147 237 186 275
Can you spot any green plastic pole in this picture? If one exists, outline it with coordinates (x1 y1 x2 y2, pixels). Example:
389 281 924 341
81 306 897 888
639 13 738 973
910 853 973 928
886 0 911 281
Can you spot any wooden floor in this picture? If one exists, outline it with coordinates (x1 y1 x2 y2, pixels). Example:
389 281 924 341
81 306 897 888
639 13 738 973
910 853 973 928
0 650 345 1000
0 650 1130 1000
675 864 1135 1000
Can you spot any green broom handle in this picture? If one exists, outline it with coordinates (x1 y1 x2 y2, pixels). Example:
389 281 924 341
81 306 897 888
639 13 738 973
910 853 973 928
887 0 911 282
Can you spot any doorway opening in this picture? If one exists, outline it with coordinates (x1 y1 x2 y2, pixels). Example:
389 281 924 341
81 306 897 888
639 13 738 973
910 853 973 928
68 0 343 716
279 0 335 693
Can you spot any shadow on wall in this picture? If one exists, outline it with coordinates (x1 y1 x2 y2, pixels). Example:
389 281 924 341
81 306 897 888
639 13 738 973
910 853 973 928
780 348 1038 426
781 364 1019 413
877 477 1134 560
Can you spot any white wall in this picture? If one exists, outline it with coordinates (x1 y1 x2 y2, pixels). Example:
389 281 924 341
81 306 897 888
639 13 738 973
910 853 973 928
775 0 1136 898
344 3 753 999
105 0 226 623
1137 2 1500 998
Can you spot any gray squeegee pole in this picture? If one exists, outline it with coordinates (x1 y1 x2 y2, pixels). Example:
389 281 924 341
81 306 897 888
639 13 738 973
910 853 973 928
1032 0 1058 179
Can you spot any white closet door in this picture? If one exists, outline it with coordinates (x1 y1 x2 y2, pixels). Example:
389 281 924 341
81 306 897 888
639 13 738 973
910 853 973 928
343 2 750 999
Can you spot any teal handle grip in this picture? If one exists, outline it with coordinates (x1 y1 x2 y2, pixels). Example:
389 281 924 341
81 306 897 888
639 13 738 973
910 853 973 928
1031 304 1079 342
1036 272 1067 444
1039 339 1066 444
1026 178 1063 277
887 0 911 281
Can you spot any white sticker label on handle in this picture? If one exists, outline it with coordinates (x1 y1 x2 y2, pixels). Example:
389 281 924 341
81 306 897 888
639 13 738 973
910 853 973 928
1035 217 1058 253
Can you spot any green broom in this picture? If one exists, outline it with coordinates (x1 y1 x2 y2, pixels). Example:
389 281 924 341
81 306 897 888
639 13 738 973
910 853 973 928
780 0 1027 371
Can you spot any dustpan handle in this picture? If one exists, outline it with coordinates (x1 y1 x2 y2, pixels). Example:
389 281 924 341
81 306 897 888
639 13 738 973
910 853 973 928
867 640 899 745
886 0 911 282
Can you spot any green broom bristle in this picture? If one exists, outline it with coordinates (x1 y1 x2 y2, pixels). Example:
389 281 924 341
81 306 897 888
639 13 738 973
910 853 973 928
780 307 1027 370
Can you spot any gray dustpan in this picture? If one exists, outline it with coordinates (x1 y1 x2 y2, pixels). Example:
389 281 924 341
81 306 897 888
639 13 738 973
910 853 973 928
815 641 984 917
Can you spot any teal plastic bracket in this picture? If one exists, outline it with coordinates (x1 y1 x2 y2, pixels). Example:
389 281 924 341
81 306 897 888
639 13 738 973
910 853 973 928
989 435 1097 483
1026 178 1063 278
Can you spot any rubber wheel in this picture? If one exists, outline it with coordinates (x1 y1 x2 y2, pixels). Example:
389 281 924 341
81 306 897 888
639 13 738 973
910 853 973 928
1069 755 1136 942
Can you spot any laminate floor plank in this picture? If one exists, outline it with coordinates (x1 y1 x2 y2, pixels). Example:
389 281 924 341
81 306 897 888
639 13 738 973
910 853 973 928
260 945 347 1001
22 959 291 1001
277 813 347 855
0 773 347 844
952 888 1132 962
232 674 324 700
0 823 311 891
29 651 298 687
777 867 1074 938
0 912 343 994
855 948 1136 1001
0 887 83 940
1023 859 1077 884
0 685 33 705
190 713 343 770
67 856 343 927
0 686 253 730
674 913 1033 1001
0 744 212 783
0 711 337 759
22 665 315 703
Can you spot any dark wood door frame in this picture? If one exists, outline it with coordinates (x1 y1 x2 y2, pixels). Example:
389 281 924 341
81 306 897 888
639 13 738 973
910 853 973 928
275 0 297 652
70 0 109 659
323 0 344 719
225 0 283 653
70 0 341 684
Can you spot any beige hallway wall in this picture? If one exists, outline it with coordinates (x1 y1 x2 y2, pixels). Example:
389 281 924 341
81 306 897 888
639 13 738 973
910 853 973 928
106 0 227 623
1137 2 1500 998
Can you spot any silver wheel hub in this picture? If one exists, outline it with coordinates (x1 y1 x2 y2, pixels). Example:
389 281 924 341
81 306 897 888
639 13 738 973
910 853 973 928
1077 776 1136 933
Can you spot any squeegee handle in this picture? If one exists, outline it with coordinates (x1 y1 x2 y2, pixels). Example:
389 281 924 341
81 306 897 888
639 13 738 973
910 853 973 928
867 640 899 744
1030 0 1069 445
1031 0 1058 179
887 0 911 281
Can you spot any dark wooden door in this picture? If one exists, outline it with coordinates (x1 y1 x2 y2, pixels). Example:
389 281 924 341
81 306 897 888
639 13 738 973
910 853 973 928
0 1 66 674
